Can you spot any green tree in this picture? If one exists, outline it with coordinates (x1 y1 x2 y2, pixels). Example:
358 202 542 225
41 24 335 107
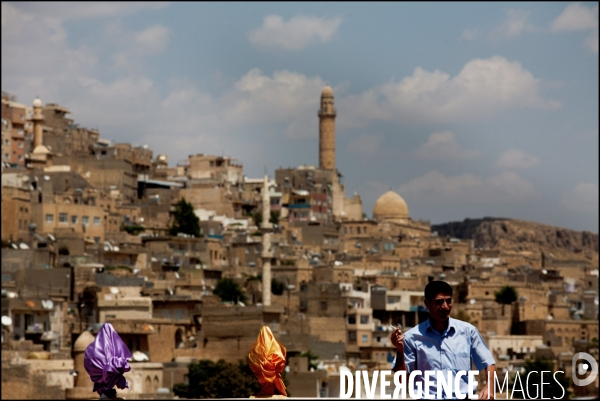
269 211 280 225
271 278 285 296
252 212 262 228
520 358 570 400
495 285 518 305
173 359 261 398
169 198 201 237
300 350 320 371
213 278 247 304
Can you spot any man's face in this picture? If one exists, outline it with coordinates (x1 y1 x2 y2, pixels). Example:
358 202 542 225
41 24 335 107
424 292 452 322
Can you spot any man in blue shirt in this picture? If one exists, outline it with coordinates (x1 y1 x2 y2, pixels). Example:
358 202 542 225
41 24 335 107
391 281 496 399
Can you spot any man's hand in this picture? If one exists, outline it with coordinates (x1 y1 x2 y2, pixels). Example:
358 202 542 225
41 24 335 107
478 383 493 400
478 365 496 399
390 327 404 353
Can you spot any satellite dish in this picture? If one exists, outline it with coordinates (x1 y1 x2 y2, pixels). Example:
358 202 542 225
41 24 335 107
47 233 55 241
1 316 12 326
43 175 50 181
110 287 119 295
132 351 149 362
19 243 29 250
45 300 54 309
469 299 476 304
11 243 18 249
542 269 548 274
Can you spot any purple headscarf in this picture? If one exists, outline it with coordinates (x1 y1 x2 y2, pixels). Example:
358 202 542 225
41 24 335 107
83 323 132 396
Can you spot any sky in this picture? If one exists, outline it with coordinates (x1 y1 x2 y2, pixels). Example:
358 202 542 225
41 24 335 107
2 2 598 233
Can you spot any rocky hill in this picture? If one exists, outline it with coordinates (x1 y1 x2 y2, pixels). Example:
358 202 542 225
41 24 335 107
431 217 598 259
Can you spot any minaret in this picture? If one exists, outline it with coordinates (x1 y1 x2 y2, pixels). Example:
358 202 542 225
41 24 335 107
32 98 43 149
318 85 336 170
260 174 272 306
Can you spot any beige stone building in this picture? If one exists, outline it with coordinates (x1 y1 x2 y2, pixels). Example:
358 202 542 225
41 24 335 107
1 97 32 166
187 153 243 184
1 185 31 241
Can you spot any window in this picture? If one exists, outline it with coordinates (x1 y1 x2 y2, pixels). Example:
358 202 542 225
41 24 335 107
174 309 183 321
360 315 369 324
362 335 368 343
24 314 34 329
161 310 170 319
357 227 361 234
18 142 23 148
387 296 400 304
320 301 328 311
348 331 357 343
59 213 68 223
299 301 308 312
45 214 54 223
94 237 100 244
348 314 356 324
71 215 78 224
94 216 100 226
82 216 89 226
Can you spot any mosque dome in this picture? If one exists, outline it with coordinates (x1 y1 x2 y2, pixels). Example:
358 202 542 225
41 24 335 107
73 330 95 352
32 145 51 154
373 190 409 221
33 98 42 107
321 85 334 97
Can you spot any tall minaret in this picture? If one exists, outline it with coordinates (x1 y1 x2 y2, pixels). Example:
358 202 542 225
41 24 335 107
260 174 272 306
319 85 336 170
32 98 44 149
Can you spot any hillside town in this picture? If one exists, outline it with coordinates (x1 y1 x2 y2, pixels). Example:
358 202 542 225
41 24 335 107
1 87 598 399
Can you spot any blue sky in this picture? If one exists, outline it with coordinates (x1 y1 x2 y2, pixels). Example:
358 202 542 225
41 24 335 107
2 2 598 232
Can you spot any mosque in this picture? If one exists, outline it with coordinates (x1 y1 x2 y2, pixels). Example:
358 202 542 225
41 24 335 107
315 85 431 239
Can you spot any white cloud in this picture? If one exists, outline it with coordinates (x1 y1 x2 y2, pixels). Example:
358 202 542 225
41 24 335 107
339 56 560 128
585 30 599 53
4 2 169 23
461 29 478 41
347 134 382 160
134 24 171 55
551 2 598 32
249 15 342 50
561 183 599 213
415 131 481 161
398 171 540 203
495 149 540 169
551 2 599 54
492 9 537 39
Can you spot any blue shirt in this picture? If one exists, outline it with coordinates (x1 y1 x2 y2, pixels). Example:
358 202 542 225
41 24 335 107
392 317 495 399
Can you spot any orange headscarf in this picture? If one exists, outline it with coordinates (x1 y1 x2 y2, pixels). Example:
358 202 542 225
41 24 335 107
248 326 287 396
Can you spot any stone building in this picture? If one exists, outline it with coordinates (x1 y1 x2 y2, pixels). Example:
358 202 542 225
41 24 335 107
1 97 32 166
29 168 107 243
1 185 32 242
